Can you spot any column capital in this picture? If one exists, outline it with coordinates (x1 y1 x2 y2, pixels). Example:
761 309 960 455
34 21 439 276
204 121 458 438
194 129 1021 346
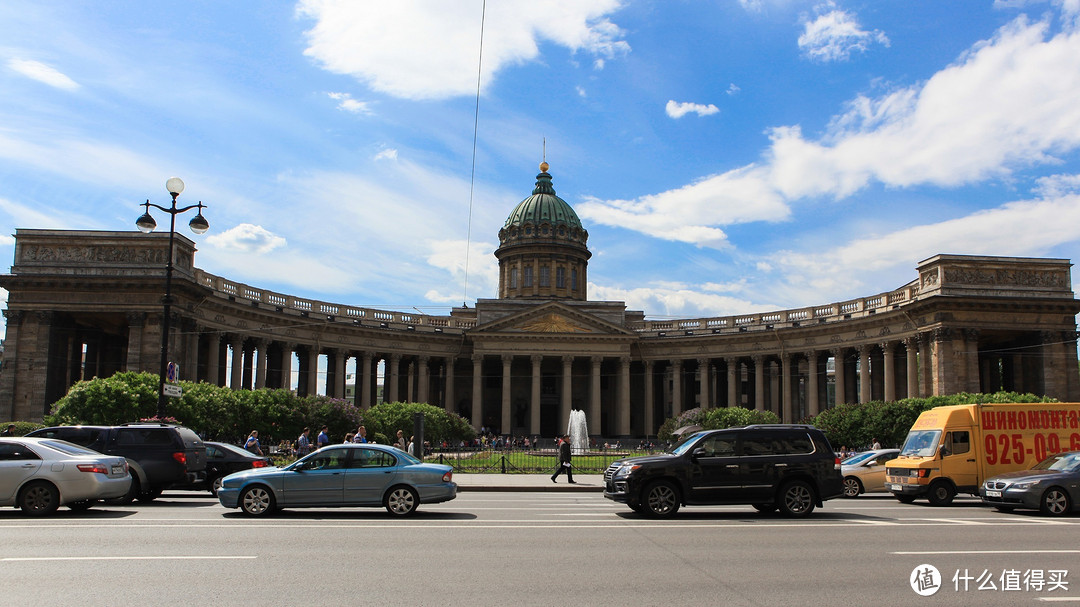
472 353 484 364
562 355 574 365
501 354 513 364
591 355 604 364
671 358 683 368
531 354 543 365
933 327 953 343
803 350 818 361
125 311 145 327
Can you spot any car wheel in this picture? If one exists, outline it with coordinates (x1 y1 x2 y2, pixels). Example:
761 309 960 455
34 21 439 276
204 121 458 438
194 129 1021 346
628 502 646 514
777 480 816 517
18 481 59 516
1039 487 1071 516
384 486 419 516
67 500 97 512
239 485 276 517
843 477 862 498
642 481 680 518
752 503 776 514
926 481 955 506
211 477 223 497
895 494 917 504
105 476 139 505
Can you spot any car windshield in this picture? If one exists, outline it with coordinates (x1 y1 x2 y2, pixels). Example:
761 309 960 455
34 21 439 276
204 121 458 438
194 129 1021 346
37 439 102 456
1032 452 1080 472
842 451 876 465
669 433 706 455
900 430 941 457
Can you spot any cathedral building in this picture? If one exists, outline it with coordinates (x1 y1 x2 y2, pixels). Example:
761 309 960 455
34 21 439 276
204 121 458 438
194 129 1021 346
2 164 1078 437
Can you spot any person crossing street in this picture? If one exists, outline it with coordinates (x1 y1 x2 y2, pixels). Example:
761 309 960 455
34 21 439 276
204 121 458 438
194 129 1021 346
551 434 575 484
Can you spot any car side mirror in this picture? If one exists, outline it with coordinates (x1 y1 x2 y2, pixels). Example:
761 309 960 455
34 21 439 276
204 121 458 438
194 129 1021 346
865 461 877 467
939 446 951 458
691 447 706 460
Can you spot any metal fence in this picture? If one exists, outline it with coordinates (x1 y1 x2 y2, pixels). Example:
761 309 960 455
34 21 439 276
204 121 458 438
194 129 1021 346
427 444 666 474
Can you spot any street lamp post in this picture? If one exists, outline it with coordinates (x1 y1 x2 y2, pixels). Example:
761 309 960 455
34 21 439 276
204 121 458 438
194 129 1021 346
136 177 209 418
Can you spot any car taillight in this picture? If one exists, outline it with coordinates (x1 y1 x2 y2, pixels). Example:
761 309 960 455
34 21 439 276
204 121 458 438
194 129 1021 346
442 471 453 483
252 460 269 468
77 464 109 474
834 457 841 470
172 452 187 466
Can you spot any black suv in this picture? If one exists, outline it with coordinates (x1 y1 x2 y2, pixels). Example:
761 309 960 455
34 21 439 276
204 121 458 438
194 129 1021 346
27 423 206 503
604 424 844 517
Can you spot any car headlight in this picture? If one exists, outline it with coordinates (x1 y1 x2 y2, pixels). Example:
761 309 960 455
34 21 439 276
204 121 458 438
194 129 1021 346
1010 481 1037 490
616 464 641 477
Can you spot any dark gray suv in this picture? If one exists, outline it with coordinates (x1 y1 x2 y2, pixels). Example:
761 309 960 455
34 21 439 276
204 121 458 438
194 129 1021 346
604 424 844 517
27 423 206 504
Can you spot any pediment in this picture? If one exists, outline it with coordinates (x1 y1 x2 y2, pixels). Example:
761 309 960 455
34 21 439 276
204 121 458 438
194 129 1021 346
471 301 635 336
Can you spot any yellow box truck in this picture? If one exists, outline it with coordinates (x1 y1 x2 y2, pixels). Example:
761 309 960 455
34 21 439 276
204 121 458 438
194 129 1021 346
884 403 1080 505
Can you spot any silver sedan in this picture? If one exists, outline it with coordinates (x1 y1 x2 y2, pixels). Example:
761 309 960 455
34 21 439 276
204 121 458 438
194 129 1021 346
841 449 900 497
0 437 131 515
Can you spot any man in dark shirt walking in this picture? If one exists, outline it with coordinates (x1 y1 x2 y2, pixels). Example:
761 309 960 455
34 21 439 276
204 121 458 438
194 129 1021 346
551 434 575 484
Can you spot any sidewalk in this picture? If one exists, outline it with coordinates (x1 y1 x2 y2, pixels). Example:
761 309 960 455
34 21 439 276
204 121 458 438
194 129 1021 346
453 473 605 492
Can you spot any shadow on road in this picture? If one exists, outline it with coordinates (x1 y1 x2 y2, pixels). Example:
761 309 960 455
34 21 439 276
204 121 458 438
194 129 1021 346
219 509 479 521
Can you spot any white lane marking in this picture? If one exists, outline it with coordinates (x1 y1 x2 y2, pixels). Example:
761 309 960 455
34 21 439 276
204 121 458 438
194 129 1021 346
2 555 256 562
893 550 1080 555
921 518 991 525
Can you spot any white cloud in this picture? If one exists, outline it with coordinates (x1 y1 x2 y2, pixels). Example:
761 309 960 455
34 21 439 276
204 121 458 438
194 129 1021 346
205 223 287 254
726 83 741 96
590 283 771 318
665 100 720 119
424 239 500 303
798 6 890 62
576 86 587 97
297 0 629 100
1034 173 1080 197
7 59 79 90
327 92 371 114
374 148 398 161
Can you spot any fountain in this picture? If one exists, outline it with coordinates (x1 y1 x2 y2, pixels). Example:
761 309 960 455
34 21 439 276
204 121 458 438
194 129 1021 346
567 409 588 455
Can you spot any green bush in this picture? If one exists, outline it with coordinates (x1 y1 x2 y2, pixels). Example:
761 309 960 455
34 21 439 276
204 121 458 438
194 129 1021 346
360 401 475 446
657 406 780 442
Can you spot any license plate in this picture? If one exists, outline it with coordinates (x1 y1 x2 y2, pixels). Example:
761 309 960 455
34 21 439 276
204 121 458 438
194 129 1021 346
111 465 125 475
985 490 1002 498
887 483 903 491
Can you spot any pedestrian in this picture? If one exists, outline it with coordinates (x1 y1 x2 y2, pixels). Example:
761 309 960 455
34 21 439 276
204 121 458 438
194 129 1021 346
317 425 330 450
551 434 575 484
344 433 355 443
244 430 263 456
394 429 407 451
407 435 417 457
353 425 368 443
872 438 882 450
295 427 313 457
1 423 15 437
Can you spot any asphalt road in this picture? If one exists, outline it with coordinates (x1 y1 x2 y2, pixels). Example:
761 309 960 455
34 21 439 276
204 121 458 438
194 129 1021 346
1 490 1077 606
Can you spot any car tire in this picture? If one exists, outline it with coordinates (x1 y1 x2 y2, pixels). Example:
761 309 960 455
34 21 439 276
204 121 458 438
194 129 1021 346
926 481 955 506
18 481 60 516
239 485 276 517
843 477 862 498
1039 487 1071 516
106 476 139 506
210 477 223 497
777 480 816 517
384 486 419 516
752 503 776 514
642 480 680 518
67 500 97 512
628 502 646 514
895 494 917 504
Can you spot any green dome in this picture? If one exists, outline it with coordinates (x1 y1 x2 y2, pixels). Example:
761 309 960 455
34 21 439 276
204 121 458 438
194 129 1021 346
503 166 583 230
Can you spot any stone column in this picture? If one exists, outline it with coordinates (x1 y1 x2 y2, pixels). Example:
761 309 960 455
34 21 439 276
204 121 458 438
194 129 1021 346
0 311 23 420
781 353 793 423
278 343 293 391
832 348 846 406
530 355 542 435
882 341 896 402
500 355 512 434
443 356 455 413
618 357 631 436
964 329 981 393
471 355 483 429
306 348 320 397
418 355 430 404
229 335 243 390
590 357 602 436
805 351 820 417
125 312 146 372
182 319 199 383
905 337 919 399
254 339 269 390
725 358 738 408
697 358 710 409
561 356 574 434
643 360 655 437
205 332 221 387
335 349 348 399
670 359 683 417
360 352 373 408
752 356 765 411
388 354 401 403
857 345 871 404
931 328 954 396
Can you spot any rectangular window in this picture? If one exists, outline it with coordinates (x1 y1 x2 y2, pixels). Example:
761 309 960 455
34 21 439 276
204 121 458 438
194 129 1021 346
556 267 565 288
571 269 578 290
524 267 533 288
510 267 518 289
539 266 550 287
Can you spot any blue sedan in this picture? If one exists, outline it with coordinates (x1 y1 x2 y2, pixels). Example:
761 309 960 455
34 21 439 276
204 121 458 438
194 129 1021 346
217 443 456 517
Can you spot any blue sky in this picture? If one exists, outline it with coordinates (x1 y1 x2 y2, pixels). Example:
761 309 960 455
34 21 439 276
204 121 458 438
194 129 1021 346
3 0 1080 329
